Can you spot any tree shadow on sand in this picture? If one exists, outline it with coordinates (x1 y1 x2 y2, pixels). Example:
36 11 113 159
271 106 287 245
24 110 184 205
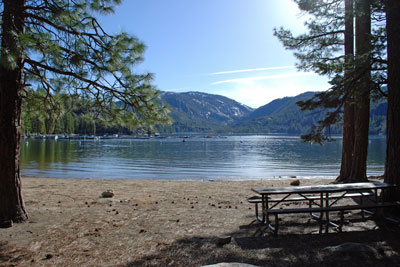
0 241 35 265
126 215 400 267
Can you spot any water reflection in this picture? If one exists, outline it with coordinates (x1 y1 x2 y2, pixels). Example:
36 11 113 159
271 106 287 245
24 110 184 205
21 135 385 180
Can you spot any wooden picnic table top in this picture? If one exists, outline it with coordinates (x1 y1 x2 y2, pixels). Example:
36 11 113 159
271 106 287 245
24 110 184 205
252 181 395 195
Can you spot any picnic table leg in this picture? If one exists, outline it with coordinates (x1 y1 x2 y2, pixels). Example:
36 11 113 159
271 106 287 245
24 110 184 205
361 191 365 219
260 195 265 223
309 199 314 215
377 188 381 215
256 202 259 220
325 192 330 233
265 196 270 225
318 192 324 233
339 210 344 232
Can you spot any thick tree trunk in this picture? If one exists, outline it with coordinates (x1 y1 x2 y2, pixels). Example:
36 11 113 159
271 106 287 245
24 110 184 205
337 0 355 183
0 0 28 226
350 98 369 181
349 0 371 182
384 0 400 201
338 102 355 181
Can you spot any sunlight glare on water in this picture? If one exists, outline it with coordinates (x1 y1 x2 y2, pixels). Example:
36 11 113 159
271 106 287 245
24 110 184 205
21 135 385 180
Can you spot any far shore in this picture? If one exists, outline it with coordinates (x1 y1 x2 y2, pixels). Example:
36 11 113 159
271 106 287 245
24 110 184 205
20 174 338 181
1 176 398 266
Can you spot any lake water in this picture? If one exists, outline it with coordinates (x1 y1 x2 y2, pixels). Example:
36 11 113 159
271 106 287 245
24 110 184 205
21 135 386 181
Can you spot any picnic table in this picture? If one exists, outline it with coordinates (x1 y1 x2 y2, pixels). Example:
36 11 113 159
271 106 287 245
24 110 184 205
251 181 398 235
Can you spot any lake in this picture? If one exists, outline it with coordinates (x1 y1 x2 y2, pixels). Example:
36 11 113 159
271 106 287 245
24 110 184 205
21 135 386 181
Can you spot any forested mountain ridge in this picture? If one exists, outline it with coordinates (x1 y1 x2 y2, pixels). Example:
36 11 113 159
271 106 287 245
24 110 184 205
231 92 333 134
232 92 386 134
161 91 387 134
159 91 253 133
239 92 317 122
22 91 387 135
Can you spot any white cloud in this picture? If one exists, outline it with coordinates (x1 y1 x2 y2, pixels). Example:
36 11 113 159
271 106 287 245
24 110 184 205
211 71 316 85
212 72 329 108
163 87 190 92
208 66 295 75
161 67 330 108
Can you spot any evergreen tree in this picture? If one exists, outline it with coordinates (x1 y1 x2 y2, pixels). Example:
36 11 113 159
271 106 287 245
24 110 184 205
384 0 400 202
275 0 384 182
349 0 372 182
274 0 349 145
0 0 28 226
0 0 169 226
338 0 355 181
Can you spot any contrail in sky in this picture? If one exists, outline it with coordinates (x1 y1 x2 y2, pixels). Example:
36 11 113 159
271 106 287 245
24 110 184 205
209 66 295 75
211 72 315 85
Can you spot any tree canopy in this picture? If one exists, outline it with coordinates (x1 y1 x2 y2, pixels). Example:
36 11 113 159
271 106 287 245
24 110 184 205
274 0 387 144
274 0 395 183
1 0 169 127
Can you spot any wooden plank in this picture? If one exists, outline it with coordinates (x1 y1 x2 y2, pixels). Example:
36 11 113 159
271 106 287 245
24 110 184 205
266 207 327 214
247 192 374 204
265 202 400 214
252 182 395 195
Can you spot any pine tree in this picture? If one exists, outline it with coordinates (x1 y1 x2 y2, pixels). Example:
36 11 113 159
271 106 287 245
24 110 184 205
337 0 355 182
0 0 28 226
0 0 170 226
275 0 385 182
349 0 372 182
274 0 349 145
384 0 400 202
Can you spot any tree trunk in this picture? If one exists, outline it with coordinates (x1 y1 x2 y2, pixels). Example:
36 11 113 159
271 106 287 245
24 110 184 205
0 0 28 226
349 0 371 182
338 103 356 181
337 0 355 183
383 0 400 201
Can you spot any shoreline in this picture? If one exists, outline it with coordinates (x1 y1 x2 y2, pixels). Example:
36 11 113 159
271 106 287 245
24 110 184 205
21 175 338 181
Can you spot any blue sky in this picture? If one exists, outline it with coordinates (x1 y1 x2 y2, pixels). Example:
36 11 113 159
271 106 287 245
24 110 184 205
99 0 330 108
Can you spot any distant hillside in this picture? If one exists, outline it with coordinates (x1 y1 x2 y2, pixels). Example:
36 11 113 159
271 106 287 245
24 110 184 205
233 92 387 134
241 92 316 122
22 89 386 136
232 92 335 134
159 91 253 133
369 100 387 135
158 91 387 135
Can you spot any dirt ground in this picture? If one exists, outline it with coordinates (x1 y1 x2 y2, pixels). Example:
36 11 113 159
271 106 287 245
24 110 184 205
1 177 399 267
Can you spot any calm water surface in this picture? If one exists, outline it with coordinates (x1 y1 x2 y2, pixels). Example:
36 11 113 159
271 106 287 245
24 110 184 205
21 135 385 180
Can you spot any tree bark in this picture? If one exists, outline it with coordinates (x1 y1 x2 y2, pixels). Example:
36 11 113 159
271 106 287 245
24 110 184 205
384 0 400 201
0 0 28 226
349 0 371 182
337 0 355 183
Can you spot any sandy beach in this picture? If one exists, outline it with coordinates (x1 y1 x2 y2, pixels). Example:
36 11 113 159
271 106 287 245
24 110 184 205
1 177 399 266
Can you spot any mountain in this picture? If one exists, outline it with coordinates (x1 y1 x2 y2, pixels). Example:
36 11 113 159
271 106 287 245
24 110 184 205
160 91 253 132
240 92 317 121
233 92 387 134
232 92 334 134
158 91 387 134
369 100 387 135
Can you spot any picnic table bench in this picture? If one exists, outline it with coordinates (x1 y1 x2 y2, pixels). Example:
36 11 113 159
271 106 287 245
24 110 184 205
248 191 375 223
251 182 399 235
